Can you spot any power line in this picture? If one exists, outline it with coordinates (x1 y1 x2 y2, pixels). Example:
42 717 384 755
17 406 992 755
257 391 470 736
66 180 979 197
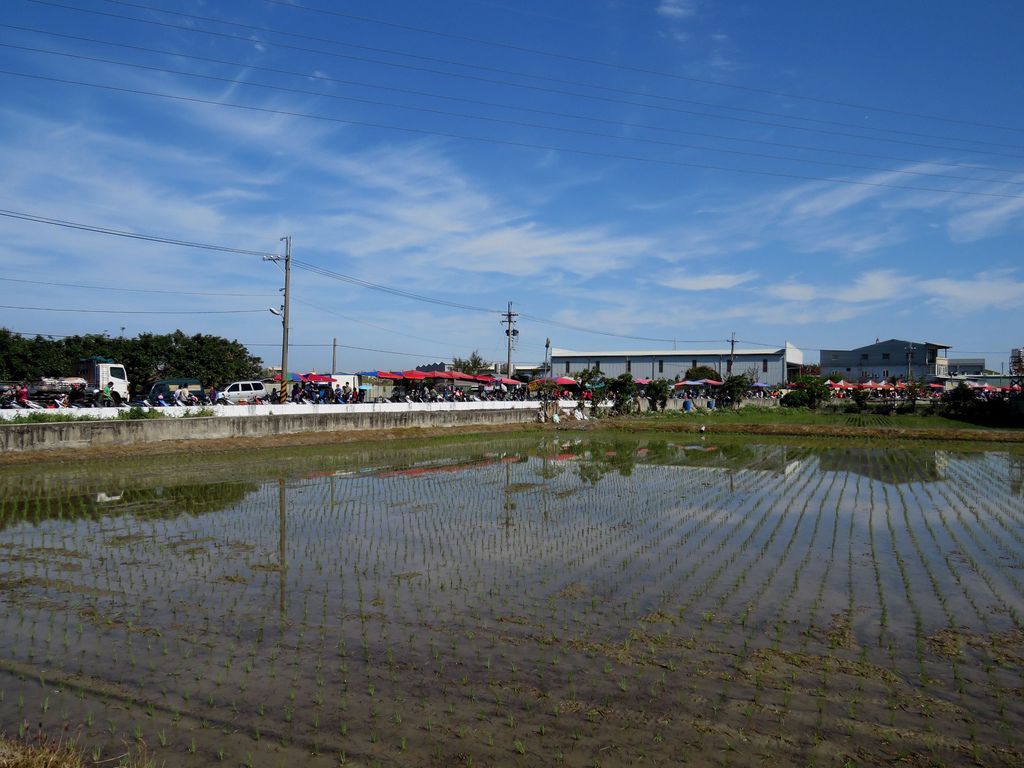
0 275 275 297
290 260 500 313
7 25 1016 175
292 297 505 357
8 40 1022 188
259 0 1024 136
0 304 266 314
22 1 1024 155
0 208 279 256
4 69 1022 200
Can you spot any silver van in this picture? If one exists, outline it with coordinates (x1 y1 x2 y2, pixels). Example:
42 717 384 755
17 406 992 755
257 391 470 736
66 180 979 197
218 380 269 404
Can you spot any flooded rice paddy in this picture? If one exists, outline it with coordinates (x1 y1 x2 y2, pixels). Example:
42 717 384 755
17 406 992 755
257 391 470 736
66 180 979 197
1 433 1023 767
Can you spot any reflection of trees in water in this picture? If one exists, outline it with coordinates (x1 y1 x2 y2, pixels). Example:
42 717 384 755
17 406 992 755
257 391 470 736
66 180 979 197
0 481 258 531
816 448 946 485
568 437 799 485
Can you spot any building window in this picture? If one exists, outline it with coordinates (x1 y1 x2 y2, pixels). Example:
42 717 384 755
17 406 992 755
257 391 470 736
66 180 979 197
626 360 632 373
882 370 889 378
846 367 851 372
762 358 768 373
565 361 570 374
882 353 890 360
658 359 664 373
860 353 868 360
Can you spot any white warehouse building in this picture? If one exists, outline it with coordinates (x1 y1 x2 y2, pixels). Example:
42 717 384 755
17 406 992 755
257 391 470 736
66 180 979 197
550 343 803 386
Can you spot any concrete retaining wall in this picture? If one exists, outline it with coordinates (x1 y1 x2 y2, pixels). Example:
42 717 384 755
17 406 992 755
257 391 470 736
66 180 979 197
0 401 557 454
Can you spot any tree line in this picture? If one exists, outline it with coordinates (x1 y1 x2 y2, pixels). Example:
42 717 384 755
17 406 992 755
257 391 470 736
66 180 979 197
0 328 263 389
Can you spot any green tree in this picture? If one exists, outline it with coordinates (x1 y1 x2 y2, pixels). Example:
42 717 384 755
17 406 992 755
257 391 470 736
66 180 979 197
645 379 671 412
573 367 605 413
940 383 977 419
781 375 832 409
715 374 751 408
451 350 490 375
606 373 638 415
684 365 720 381
0 328 261 388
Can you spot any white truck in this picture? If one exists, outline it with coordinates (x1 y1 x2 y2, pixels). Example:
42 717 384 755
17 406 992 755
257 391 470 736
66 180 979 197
29 357 131 406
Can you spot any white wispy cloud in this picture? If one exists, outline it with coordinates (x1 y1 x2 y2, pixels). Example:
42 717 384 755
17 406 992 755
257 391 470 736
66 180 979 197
921 270 1024 310
658 270 758 291
657 0 698 20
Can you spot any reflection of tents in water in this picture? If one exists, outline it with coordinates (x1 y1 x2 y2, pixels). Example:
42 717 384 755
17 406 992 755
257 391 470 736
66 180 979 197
816 448 946 485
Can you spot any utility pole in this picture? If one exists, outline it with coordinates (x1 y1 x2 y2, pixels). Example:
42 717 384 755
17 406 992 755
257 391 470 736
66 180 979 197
331 337 337 375
502 301 519 377
545 338 551 379
264 236 291 402
906 342 915 382
728 332 736 375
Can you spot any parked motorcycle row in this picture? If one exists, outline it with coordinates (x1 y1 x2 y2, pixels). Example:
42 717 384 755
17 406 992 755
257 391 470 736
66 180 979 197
0 383 116 410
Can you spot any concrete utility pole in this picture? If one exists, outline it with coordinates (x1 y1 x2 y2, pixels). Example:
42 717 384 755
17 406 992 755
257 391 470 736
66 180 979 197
502 301 519 376
264 236 291 402
331 337 337 375
728 332 736 375
906 342 916 382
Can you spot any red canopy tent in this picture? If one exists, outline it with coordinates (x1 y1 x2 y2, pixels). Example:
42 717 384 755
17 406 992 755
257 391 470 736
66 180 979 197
400 370 430 380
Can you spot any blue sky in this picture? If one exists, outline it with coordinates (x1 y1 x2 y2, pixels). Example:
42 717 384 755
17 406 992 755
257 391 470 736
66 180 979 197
2 1 1023 374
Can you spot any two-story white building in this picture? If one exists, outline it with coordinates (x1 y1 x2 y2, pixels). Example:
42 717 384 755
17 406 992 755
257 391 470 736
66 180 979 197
819 339 950 382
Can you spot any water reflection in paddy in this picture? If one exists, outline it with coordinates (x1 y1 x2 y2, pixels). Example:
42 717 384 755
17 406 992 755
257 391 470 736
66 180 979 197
1 435 1022 767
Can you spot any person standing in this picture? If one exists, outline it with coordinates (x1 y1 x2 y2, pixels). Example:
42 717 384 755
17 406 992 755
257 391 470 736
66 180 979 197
175 385 191 406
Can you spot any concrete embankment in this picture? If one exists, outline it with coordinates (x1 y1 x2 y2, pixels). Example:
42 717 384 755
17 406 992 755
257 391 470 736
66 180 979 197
0 401 549 454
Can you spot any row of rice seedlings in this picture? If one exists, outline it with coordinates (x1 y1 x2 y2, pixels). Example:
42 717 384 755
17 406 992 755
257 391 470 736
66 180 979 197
941 459 1024 610
669 461 812 629
894 472 1001 756
913 470 1024 752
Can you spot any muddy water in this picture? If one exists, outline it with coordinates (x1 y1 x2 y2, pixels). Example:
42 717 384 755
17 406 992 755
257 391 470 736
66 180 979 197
1 434 1023 767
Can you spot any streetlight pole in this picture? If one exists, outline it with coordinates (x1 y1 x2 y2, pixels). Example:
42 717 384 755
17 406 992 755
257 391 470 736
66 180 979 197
264 236 292 402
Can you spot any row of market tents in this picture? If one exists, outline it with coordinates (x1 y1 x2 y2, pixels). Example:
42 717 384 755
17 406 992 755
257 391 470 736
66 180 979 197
828 379 1022 393
355 370 522 385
